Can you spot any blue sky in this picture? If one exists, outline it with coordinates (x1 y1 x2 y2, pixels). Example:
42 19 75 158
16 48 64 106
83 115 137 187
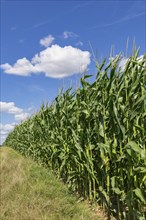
0 0 146 144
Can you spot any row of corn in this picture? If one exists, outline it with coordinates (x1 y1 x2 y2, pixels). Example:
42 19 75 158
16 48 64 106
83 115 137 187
4 50 146 219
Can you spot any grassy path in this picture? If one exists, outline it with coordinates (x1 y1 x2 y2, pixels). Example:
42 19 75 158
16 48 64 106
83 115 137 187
0 147 102 220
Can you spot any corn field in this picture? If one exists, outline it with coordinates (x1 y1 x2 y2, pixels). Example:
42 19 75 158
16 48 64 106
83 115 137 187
4 50 146 219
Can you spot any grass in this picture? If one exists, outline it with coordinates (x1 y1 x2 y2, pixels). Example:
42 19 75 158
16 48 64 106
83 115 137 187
0 147 102 220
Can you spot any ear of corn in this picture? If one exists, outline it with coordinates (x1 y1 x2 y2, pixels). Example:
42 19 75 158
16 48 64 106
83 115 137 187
4 50 146 220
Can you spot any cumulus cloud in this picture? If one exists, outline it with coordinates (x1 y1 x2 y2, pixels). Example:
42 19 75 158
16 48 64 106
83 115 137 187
1 102 23 114
0 102 30 122
63 31 78 39
0 123 16 145
40 34 55 47
118 55 144 71
14 113 29 121
0 123 16 135
1 45 91 78
110 55 145 72
118 57 128 71
1 58 35 76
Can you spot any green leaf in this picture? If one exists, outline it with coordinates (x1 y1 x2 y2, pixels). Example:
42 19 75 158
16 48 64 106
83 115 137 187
113 104 125 136
82 110 89 115
134 167 146 173
111 176 116 188
84 74 93 79
126 141 142 155
99 122 104 138
134 188 145 203
113 187 122 195
99 186 110 203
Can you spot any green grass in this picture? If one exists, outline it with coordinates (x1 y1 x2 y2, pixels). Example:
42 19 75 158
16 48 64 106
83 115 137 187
0 147 101 220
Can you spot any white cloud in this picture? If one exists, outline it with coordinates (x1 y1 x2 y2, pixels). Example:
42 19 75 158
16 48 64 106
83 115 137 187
63 31 78 39
0 136 7 145
1 45 91 78
0 103 34 145
110 55 144 72
75 41 83 47
14 113 29 121
0 102 23 114
0 123 16 145
118 57 128 71
0 123 16 134
1 58 35 76
118 55 144 71
0 102 30 122
40 34 55 47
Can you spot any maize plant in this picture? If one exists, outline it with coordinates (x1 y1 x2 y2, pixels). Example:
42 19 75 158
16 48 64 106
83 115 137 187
4 49 146 220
